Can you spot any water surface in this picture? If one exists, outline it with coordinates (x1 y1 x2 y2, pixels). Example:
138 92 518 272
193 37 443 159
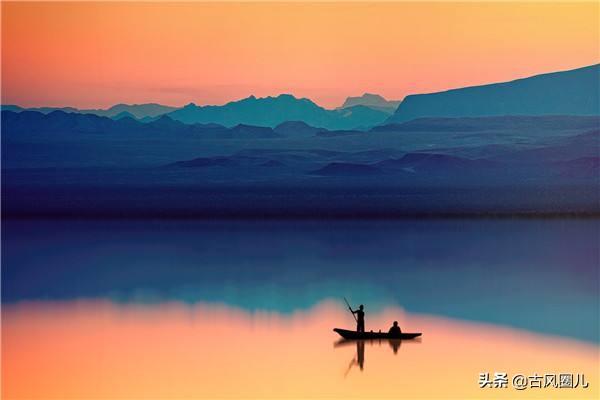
2 219 598 398
3 301 598 399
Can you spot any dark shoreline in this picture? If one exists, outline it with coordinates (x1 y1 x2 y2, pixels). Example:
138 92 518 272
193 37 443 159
4 184 598 220
4 211 599 220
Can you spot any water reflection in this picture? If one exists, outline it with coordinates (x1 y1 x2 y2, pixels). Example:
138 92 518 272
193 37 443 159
335 337 421 374
3 219 598 342
2 300 597 399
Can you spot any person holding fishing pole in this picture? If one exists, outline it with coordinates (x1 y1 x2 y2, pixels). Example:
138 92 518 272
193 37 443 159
344 298 365 333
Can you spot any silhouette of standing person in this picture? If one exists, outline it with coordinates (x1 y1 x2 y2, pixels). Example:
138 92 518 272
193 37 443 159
350 304 365 332
344 340 366 376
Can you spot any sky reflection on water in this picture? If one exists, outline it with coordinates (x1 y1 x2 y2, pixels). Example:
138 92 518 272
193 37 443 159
2 219 598 342
2 300 598 399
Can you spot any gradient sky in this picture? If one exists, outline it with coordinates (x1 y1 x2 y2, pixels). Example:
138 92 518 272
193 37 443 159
2 1 599 109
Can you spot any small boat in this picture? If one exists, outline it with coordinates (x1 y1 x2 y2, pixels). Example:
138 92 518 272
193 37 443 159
333 328 421 340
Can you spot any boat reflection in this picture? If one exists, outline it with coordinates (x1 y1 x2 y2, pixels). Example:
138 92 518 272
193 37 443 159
334 337 422 374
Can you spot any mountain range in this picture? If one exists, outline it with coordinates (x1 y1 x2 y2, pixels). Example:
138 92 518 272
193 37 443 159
2 96 390 130
2 109 381 140
165 94 389 129
3 64 599 133
2 103 177 120
4 107 598 216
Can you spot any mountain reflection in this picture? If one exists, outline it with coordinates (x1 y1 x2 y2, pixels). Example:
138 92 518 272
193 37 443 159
3 219 598 342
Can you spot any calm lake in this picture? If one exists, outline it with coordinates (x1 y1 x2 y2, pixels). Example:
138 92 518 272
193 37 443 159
2 219 599 398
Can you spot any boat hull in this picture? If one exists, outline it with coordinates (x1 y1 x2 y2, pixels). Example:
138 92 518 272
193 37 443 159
333 328 421 340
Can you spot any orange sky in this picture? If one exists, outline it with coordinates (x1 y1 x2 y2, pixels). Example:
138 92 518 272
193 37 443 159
1 1 599 109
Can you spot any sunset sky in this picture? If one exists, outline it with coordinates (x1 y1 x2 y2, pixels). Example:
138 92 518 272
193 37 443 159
2 1 599 109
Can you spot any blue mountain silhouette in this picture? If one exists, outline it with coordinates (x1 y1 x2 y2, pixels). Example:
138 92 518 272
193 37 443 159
311 162 384 176
98 103 177 119
1 104 79 114
387 64 600 123
273 121 326 137
2 103 177 119
112 111 138 120
339 93 401 114
167 94 389 129
374 115 600 133
1 110 282 139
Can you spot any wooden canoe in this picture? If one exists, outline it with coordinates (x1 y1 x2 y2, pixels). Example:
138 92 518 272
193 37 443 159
333 328 421 340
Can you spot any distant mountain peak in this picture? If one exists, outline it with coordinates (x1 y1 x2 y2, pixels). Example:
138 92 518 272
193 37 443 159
108 102 171 110
277 93 295 98
241 94 304 103
340 93 401 115
361 93 386 100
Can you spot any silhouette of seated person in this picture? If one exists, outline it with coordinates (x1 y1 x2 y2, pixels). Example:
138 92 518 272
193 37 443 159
350 304 365 332
388 321 402 336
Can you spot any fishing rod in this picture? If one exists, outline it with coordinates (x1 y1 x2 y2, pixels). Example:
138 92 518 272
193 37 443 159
344 297 357 322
